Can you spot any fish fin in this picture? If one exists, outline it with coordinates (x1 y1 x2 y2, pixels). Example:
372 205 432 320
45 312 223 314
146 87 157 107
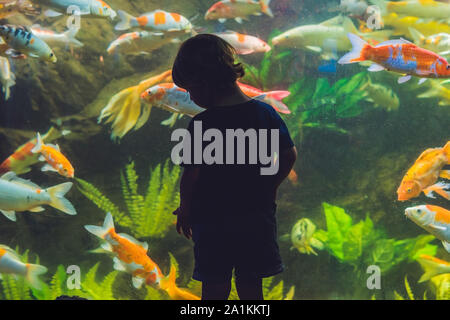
398 75 412 84
113 257 127 272
375 39 413 47
46 182 77 215
424 182 450 200
218 18 226 23
0 210 16 222
84 212 115 239
342 16 358 34
234 17 243 24
253 12 262 16
64 28 84 47
41 164 58 173
101 242 113 252
408 27 425 45
118 233 148 250
0 171 17 181
444 142 450 163
29 206 45 213
338 33 370 64
367 63 385 72
439 50 450 56
25 263 47 289
417 256 444 283
443 241 450 253
264 90 290 100
418 78 428 85
237 48 254 55
260 0 273 17
0 172 41 189
115 10 134 31
319 16 344 27
305 45 322 53
31 132 43 153
160 113 179 127
428 223 446 231
133 105 151 131
132 276 144 289
38 155 45 162
44 9 63 17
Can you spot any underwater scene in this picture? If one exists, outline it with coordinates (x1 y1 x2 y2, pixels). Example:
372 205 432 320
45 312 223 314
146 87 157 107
0 0 449 300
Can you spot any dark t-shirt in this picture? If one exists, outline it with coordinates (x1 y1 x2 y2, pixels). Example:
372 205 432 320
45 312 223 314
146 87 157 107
179 99 294 227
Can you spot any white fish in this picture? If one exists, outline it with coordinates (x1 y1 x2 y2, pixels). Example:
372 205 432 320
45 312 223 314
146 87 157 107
0 245 47 289
0 171 76 222
30 25 83 48
106 31 178 55
214 31 271 55
0 56 15 100
34 0 116 20
409 28 450 56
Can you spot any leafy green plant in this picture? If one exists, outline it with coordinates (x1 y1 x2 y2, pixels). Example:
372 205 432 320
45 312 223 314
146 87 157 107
314 203 438 275
226 276 295 300
283 72 368 138
76 159 180 239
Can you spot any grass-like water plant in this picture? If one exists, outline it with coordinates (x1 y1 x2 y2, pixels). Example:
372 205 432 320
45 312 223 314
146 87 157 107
76 159 180 239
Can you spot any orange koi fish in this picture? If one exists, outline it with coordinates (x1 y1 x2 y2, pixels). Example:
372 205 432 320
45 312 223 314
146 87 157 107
214 31 271 55
31 132 74 178
159 263 200 300
237 81 291 114
205 0 273 23
339 33 450 84
416 254 450 283
0 127 68 175
85 212 164 289
397 141 450 201
115 10 193 34
405 205 450 252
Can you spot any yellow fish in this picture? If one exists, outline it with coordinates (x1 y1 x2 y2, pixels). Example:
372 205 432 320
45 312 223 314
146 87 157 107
383 13 450 37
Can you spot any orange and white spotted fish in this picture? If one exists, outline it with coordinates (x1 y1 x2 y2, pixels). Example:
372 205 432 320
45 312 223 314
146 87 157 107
106 31 178 55
84 212 164 288
0 25 56 62
141 83 205 117
0 127 69 175
30 25 83 47
409 28 450 56
205 0 273 23
214 31 270 54
416 254 450 282
237 81 291 114
0 171 76 221
397 141 450 201
31 132 74 178
405 205 450 252
115 9 193 34
338 33 450 84
0 245 47 289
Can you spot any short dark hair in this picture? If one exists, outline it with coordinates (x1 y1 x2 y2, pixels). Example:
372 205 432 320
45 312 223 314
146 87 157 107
172 34 245 89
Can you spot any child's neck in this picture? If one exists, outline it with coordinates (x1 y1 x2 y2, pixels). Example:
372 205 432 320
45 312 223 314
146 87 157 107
210 82 251 108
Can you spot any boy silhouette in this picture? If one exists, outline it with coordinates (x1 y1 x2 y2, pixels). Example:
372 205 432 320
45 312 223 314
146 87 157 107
172 34 297 300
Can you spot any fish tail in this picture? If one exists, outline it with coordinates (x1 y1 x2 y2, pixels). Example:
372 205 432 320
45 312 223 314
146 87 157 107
417 256 443 283
47 182 77 215
424 182 450 200
159 263 200 300
25 263 47 289
260 0 273 18
84 212 115 240
264 90 290 100
338 33 371 64
64 28 84 47
30 132 43 153
443 141 450 162
115 10 134 31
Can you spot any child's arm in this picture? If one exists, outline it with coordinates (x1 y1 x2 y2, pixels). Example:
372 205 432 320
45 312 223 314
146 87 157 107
174 166 200 239
270 146 297 201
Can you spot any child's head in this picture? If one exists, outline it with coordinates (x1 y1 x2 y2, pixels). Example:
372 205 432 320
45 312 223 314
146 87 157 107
172 34 245 108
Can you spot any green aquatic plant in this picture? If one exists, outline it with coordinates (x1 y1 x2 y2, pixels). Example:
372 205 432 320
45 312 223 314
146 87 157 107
314 203 438 274
224 276 295 300
77 159 180 239
282 72 368 138
75 263 119 300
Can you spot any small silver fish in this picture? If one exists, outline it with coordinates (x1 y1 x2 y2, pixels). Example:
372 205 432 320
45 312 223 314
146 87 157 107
0 56 15 100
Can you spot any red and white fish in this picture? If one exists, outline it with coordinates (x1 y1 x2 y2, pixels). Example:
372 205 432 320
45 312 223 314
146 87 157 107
84 212 164 288
31 132 74 178
237 81 291 114
0 127 69 175
0 245 47 289
106 31 178 55
115 9 193 34
338 33 450 84
405 205 450 252
205 0 273 23
214 31 270 54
